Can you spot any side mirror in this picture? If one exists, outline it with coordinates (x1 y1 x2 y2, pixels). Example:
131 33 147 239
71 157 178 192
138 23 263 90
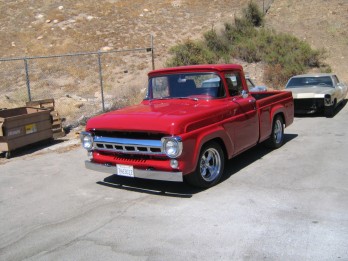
241 90 248 99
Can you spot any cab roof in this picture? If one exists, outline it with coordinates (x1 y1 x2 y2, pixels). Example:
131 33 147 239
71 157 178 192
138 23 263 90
148 64 243 77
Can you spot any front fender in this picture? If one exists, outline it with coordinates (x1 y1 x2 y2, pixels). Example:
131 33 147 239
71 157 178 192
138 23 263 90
180 126 233 175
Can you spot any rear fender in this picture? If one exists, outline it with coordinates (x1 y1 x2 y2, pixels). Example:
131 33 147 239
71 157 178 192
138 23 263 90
270 104 290 127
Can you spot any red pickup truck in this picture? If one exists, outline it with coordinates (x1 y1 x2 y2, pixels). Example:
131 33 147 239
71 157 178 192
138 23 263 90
81 64 294 188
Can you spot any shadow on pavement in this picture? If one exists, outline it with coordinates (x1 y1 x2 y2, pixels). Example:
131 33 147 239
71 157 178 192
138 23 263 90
222 133 297 182
97 176 202 198
97 133 298 197
0 138 67 159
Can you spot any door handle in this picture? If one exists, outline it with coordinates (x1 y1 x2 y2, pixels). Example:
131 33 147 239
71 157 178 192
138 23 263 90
249 99 256 109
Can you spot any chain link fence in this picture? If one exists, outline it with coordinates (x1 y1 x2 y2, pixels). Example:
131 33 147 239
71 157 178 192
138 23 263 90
0 36 154 126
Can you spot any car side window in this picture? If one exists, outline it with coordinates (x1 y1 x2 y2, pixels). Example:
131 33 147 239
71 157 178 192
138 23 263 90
225 72 243 96
332 75 339 86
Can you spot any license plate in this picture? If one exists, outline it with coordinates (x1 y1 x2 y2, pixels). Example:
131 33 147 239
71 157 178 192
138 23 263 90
116 164 134 177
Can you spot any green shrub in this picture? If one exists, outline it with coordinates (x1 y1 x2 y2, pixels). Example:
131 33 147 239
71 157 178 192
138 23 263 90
204 29 230 55
166 2 329 88
166 39 217 67
243 1 264 27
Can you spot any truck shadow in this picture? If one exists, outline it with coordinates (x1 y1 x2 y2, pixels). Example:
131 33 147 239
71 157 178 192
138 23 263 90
97 133 298 198
222 133 297 182
97 176 200 198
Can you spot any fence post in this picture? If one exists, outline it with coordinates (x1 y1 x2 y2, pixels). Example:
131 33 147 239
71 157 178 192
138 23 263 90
24 58 32 102
151 35 155 70
97 51 105 112
263 0 265 14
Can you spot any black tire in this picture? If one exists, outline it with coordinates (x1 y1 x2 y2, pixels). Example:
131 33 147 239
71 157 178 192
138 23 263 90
5 151 11 159
325 102 335 118
264 115 284 149
185 141 225 188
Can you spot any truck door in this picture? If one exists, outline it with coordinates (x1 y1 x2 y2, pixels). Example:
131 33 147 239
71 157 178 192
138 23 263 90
224 72 259 154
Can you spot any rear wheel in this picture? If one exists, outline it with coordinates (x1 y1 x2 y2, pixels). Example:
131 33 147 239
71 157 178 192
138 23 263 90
264 115 284 149
185 141 225 188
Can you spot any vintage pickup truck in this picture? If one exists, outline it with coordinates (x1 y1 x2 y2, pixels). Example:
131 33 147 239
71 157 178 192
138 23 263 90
81 64 294 188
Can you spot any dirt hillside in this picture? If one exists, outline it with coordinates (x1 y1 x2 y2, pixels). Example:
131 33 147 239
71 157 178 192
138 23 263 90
0 0 347 123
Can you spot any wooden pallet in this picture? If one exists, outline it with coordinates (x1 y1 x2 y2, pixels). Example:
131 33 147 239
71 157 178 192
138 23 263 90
26 99 65 139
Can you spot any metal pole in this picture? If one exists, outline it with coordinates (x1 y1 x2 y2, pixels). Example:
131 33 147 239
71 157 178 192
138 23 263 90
24 59 32 101
151 35 155 70
97 52 105 112
263 0 265 14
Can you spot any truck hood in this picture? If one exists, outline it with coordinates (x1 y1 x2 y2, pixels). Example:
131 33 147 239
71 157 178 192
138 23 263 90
286 86 334 98
86 99 229 135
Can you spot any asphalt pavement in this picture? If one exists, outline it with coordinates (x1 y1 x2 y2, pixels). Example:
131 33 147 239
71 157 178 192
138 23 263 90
0 103 348 260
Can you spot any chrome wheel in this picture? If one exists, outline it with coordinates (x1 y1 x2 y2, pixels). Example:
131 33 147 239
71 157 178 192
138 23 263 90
185 141 225 188
274 119 283 144
264 115 284 149
199 147 222 182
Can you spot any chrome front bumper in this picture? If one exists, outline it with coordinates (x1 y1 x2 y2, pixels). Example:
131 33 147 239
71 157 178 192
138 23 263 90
85 160 183 182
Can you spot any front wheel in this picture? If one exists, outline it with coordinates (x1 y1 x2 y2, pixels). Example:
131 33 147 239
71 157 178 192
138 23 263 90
264 115 284 149
325 101 336 118
185 141 225 188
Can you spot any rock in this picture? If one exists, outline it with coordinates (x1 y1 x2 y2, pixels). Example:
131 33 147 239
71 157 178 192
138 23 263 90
46 19 51 23
37 35 43 40
35 14 44 19
78 115 88 125
58 6 64 10
100 46 113 52
11 42 16 47
94 91 101 98
74 102 84 109
87 16 94 21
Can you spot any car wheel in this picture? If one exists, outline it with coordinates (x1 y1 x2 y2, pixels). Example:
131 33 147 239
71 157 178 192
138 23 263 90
5 151 11 159
264 115 284 149
185 141 225 188
325 101 336 118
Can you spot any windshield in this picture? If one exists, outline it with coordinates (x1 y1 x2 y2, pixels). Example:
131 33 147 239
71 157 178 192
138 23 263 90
286 76 333 88
146 72 225 100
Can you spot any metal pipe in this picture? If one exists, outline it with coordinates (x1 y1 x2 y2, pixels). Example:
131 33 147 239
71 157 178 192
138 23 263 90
24 59 31 102
97 52 105 112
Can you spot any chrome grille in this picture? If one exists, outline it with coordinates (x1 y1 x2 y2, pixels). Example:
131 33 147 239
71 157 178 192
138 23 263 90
93 136 164 155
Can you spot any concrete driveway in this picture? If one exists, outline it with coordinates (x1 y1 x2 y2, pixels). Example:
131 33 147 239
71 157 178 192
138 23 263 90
1 103 348 260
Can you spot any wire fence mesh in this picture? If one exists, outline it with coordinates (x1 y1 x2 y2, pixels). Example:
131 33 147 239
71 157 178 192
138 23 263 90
0 39 154 126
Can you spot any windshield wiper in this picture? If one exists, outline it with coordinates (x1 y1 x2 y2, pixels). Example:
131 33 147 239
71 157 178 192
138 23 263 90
175 97 199 101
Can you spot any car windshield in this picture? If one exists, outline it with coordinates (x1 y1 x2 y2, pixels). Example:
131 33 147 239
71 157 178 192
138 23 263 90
146 72 225 100
286 76 333 88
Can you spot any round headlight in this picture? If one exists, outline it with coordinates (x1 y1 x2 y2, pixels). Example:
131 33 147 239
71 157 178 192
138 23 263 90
80 132 93 150
162 137 182 158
